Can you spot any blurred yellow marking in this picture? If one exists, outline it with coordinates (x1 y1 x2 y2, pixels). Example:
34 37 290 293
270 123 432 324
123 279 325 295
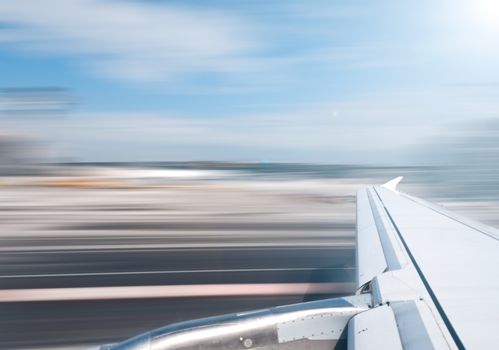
39 178 133 189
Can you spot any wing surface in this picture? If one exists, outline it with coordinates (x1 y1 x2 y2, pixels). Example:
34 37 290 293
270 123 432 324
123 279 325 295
353 180 499 349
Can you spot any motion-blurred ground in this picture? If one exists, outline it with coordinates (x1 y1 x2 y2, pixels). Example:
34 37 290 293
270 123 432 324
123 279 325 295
1 163 498 349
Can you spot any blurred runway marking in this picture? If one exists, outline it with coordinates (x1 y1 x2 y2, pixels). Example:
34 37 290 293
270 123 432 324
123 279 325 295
0 283 354 302
0 244 354 253
0 267 355 279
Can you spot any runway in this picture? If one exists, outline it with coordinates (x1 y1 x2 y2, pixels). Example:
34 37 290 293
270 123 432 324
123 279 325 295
0 170 360 349
0 246 354 349
0 246 354 288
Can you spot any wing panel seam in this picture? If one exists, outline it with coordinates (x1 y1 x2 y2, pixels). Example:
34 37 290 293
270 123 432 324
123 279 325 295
373 187 465 350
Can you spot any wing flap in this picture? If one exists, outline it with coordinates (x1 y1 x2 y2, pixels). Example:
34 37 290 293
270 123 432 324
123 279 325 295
355 188 387 289
347 305 403 350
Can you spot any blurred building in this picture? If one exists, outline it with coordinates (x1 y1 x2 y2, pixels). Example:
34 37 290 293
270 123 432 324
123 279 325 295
0 87 74 174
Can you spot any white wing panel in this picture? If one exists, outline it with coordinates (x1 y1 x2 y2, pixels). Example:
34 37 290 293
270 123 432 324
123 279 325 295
376 187 499 349
347 305 403 350
390 300 450 350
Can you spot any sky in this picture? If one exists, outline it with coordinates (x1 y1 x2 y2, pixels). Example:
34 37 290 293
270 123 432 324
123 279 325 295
1 0 499 164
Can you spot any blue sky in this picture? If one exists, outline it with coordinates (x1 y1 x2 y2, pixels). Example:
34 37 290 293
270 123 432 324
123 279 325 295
1 0 499 163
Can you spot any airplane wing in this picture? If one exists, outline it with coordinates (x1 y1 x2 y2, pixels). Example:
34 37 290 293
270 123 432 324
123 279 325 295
97 178 499 350
353 178 499 349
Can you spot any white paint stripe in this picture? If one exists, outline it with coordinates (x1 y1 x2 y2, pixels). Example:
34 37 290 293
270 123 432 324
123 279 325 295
0 283 355 302
0 267 355 279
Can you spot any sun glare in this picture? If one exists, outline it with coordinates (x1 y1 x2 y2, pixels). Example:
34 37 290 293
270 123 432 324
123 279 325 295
471 0 499 32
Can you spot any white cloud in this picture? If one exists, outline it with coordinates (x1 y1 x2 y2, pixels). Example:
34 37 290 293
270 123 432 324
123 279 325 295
0 0 255 81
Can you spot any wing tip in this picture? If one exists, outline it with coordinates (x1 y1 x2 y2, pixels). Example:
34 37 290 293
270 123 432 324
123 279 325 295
381 176 403 191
